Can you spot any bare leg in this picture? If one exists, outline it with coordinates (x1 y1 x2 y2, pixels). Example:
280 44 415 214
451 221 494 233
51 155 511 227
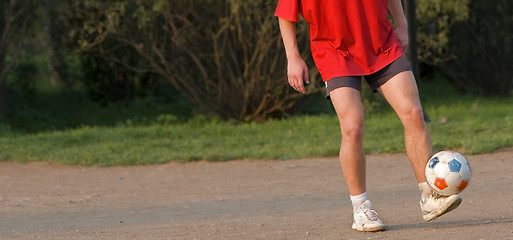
330 87 366 195
378 71 432 183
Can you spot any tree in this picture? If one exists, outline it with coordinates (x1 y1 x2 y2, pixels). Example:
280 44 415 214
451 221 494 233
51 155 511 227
71 0 319 121
40 0 70 87
0 0 36 117
415 0 470 66
440 0 513 96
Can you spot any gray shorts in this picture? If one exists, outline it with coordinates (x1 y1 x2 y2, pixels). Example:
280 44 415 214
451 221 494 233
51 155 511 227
325 54 412 99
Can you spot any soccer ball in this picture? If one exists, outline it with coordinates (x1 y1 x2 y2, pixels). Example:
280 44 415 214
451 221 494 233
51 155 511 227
425 150 471 196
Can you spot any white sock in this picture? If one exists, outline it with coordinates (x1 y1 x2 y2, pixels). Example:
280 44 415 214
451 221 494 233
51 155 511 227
419 182 432 202
350 192 368 210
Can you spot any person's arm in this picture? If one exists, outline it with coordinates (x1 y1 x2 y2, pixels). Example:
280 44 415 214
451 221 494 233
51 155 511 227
278 18 309 93
388 0 409 51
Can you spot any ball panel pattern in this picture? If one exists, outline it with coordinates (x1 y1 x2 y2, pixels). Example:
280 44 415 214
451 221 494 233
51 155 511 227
425 150 472 196
428 157 439 169
434 178 448 190
457 180 469 192
448 159 462 172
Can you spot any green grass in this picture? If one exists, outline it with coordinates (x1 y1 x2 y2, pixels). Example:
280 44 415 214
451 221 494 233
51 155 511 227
0 78 512 166
0 115 341 166
426 97 513 153
364 97 513 154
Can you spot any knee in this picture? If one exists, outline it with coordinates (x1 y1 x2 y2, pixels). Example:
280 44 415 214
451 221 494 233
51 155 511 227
402 105 426 126
341 122 365 144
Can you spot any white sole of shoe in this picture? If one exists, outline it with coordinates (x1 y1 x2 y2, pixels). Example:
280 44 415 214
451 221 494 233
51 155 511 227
423 196 462 222
352 222 385 232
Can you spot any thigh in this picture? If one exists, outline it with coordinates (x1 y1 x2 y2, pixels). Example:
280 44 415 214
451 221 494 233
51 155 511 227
330 87 365 131
378 71 423 119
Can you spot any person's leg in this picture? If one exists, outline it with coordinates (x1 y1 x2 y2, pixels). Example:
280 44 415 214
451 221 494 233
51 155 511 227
329 85 385 231
377 71 431 183
377 71 461 221
329 87 366 196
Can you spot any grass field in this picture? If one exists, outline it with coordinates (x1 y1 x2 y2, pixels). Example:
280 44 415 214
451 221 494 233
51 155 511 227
0 78 512 166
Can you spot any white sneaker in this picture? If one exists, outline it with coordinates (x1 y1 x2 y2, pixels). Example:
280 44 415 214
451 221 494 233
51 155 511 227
352 200 385 232
420 193 462 222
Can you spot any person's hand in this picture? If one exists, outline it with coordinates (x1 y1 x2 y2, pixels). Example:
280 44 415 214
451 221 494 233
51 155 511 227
287 56 309 93
394 25 409 52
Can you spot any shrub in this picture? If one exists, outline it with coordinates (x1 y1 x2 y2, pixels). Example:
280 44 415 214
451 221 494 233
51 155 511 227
71 0 320 121
415 0 470 65
439 0 513 96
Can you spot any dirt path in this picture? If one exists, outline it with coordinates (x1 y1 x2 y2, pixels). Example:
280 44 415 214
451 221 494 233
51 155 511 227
1 150 512 239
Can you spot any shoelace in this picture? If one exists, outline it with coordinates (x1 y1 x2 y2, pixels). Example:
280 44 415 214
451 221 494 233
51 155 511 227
430 191 444 200
422 191 443 204
363 209 380 221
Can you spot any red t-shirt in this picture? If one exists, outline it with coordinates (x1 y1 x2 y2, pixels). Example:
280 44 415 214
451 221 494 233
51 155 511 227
275 0 404 81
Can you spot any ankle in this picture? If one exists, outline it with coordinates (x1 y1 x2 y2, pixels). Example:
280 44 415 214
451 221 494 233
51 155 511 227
350 192 368 210
418 182 432 202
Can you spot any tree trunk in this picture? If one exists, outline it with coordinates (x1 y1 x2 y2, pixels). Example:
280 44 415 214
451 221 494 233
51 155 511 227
0 76 6 118
40 0 69 87
0 1 7 117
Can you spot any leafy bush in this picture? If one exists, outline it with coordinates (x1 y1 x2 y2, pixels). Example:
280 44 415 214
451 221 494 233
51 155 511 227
439 0 513 96
51 1 167 103
66 0 321 121
0 0 38 117
415 0 470 65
